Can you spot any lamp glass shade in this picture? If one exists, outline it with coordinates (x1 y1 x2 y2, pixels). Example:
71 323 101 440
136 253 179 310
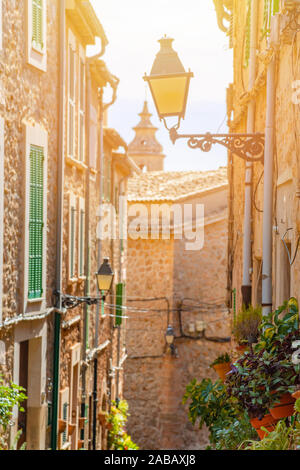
166 325 175 344
96 258 114 293
144 36 193 120
148 75 190 118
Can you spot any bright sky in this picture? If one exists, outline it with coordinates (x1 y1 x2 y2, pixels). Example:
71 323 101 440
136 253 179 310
89 0 233 171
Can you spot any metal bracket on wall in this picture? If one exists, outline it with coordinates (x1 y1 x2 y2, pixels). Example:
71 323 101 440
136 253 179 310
169 128 265 163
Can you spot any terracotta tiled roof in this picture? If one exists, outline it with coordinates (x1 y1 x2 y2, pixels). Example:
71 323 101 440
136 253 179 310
128 167 228 202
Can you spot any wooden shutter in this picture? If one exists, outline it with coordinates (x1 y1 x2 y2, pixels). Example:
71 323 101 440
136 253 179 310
70 206 75 278
68 44 75 157
115 283 124 326
32 0 43 50
79 206 85 277
28 145 44 299
62 402 68 445
244 0 251 68
272 0 279 15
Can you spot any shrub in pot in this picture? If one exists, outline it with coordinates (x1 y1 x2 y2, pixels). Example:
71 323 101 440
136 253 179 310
227 302 300 436
233 305 262 349
183 378 257 449
210 353 231 382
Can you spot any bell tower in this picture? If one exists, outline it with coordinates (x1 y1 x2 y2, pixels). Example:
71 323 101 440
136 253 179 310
128 101 165 171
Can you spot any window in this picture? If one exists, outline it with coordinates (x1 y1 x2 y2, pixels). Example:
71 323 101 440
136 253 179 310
103 154 111 202
244 0 251 68
261 0 280 39
68 42 76 158
27 0 47 71
78 197 85 278
69 194 77 280
28 145 44 299
24 123 47 309
89 105 98 169
32 0 43 52
78 58 85 162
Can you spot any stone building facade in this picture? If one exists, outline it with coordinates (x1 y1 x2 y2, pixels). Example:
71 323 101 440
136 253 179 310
124 104 230 449
0 0 134 451
213 1 300 314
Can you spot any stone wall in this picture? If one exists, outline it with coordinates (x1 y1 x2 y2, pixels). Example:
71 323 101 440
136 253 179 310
125 186 230 450
227 1 300 313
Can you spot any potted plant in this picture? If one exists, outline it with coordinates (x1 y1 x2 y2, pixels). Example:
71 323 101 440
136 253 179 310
78 417 86 429
233 305 262 350
183 378 257 448
226 351 278 439
98 410 108 426
210 353 231 382
227 302 300 436
58 419 67 434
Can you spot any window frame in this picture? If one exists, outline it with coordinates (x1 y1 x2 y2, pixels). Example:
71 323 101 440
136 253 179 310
68 30 76 160
78 197 85 279
78 47 85 163
26 0 47 72
68 193 77 282
23 123 48 312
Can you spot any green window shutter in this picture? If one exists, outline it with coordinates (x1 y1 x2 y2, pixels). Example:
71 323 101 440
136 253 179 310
32 0 43 50
115 283 124 326
70 206 75 278
62 402 68 445
29 145 44 300
272 0 279 15
244 0 251 68
79 209 84 276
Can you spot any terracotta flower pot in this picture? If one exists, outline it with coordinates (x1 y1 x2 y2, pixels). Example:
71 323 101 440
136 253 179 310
213 362 231 382
77 439 84 450
269 393 296 420
78 417 86 429
58 419 67 434
98 411 107 426
250 414 278 440
68 423 76 435
292 390 300 400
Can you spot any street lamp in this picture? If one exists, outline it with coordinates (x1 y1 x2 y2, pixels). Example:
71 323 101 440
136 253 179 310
165 325 178 357
55 258 114 310
144 36 265 163
143 36 193 126
96 257 114 299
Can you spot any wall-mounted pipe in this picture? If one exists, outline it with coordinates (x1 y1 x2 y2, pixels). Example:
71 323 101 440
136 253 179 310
262 15 279 316
51 0 66 451
242 0 258 306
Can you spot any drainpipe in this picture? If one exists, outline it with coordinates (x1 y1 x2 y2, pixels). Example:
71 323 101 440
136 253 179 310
86 38 107 452
241 0 258 307
51 0 66 450
262 15 279 316
92 76 119 449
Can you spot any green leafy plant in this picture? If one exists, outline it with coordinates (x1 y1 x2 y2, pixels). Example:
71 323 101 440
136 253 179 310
107 400 139 450
0 376 27 450
183 378 257 449
254 301 299 353
210 353 231 368
241 399 300 450
233 305 262 345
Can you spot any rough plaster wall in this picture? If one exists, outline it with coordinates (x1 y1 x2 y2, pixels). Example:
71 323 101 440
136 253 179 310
125 198 230 449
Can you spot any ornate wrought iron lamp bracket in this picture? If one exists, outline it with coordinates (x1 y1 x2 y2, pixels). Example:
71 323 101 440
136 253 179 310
169 127 265 163
54 290 104 311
